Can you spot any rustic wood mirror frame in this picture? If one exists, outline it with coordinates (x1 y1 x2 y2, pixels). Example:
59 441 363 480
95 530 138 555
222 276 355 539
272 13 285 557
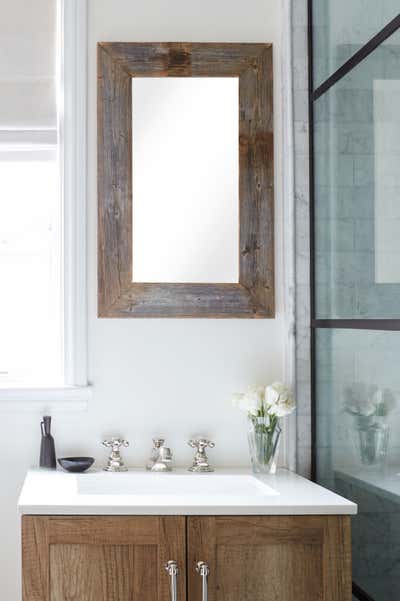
98 42 274 318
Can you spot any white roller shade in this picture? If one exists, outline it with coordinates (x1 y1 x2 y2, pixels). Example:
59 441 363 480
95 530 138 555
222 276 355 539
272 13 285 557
0 0 56 130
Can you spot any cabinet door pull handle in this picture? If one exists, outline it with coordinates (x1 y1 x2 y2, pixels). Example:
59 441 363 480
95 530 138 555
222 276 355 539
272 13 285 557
196 561 210 601
165 560 179 601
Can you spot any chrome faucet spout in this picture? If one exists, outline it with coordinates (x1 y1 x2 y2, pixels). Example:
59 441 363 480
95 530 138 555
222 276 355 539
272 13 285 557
147 438 173 472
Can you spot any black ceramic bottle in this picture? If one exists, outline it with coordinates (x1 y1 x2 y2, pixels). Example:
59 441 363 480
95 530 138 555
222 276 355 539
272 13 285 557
40 415 56 468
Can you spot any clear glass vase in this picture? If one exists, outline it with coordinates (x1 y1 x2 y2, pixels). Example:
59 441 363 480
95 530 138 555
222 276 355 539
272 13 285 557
355 415 389 467
247 416 282 474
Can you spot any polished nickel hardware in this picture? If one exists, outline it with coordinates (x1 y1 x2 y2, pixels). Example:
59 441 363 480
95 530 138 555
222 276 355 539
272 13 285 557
147 438 164 470
152 446 173 472
102 437 129 472
147 438 173 472
196 561 210 601
188 438 215 472
165 560 179 601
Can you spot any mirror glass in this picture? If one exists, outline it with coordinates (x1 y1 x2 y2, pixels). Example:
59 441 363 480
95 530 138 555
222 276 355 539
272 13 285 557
131 77 239 283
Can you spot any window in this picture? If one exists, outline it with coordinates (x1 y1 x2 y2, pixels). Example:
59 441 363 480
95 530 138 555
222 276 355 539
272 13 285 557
0 149 61 385
0 0 89 402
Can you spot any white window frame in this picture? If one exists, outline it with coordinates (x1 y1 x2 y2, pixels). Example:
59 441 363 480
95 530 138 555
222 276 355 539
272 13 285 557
0 0 91 409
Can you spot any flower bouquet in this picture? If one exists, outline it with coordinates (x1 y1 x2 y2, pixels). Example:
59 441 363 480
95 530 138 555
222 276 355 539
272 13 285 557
233 382 295 474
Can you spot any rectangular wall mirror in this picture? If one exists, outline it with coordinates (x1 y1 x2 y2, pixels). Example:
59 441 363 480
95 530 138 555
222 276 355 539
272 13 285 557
132 77 239 284
98 43 274 318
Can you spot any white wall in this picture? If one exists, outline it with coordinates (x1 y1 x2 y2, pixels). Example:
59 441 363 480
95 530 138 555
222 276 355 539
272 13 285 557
0 2 284 600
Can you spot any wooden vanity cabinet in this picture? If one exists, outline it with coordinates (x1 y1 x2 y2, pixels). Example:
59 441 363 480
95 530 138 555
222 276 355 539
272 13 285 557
22 514 351 601
22 516 186 601
187 516 351 601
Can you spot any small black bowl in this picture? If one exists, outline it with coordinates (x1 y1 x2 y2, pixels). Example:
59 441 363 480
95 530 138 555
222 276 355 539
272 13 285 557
58 457 95 473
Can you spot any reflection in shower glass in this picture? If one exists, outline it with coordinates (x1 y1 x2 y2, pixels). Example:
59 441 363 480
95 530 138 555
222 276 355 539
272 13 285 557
314 29 400 319
312 4 400 601
312 0 400 87
316 329 400 600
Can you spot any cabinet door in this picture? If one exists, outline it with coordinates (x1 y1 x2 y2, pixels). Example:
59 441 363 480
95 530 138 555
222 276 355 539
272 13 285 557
187 516 351 601
22 516 186 601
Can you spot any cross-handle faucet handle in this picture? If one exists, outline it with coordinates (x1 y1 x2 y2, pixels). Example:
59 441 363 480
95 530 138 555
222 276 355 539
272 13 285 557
102 437 129 472
188 438 215 472
188 438 215 450
102 437 129 450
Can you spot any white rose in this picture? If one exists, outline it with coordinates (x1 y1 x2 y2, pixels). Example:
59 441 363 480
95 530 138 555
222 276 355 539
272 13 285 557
269 400 295 417
265 384 279 407
266 382 295 418
232 386 264 416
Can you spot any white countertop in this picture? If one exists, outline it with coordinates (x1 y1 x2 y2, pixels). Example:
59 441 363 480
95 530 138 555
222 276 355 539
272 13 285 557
18 468 357 516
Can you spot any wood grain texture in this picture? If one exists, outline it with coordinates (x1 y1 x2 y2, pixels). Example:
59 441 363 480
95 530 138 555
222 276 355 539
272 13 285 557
22 516 186 601
98 42 274 318
239 45 274 314
98 42 270 77
50 545 159 601
214 515 324 545
22 515 351 601
98 44 133 316
323 516 352 601
50 544 138 601
187 516 352 601
22 516 50 601
106 283 266 318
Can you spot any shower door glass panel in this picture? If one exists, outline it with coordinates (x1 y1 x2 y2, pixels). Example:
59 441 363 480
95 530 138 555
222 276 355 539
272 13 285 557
312 0 400 87
316 328 400 601
314 29 400 318
312 3 400 601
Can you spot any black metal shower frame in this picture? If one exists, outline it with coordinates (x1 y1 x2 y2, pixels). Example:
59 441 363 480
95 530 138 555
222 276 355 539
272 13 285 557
307 5 400 601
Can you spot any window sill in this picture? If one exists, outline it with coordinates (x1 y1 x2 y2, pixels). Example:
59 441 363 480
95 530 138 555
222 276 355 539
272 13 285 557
0 385 92 411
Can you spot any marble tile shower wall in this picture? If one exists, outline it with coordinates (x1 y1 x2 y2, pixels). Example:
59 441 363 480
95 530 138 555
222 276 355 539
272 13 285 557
292 0 312 477
314 41 400 319
312 0 400 88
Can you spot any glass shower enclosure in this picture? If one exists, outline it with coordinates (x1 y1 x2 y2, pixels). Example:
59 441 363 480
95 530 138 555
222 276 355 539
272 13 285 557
309 2 400 600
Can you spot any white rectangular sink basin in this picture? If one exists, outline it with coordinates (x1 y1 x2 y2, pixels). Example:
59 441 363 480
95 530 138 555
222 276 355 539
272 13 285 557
18 469 358 515
77 472 279 502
